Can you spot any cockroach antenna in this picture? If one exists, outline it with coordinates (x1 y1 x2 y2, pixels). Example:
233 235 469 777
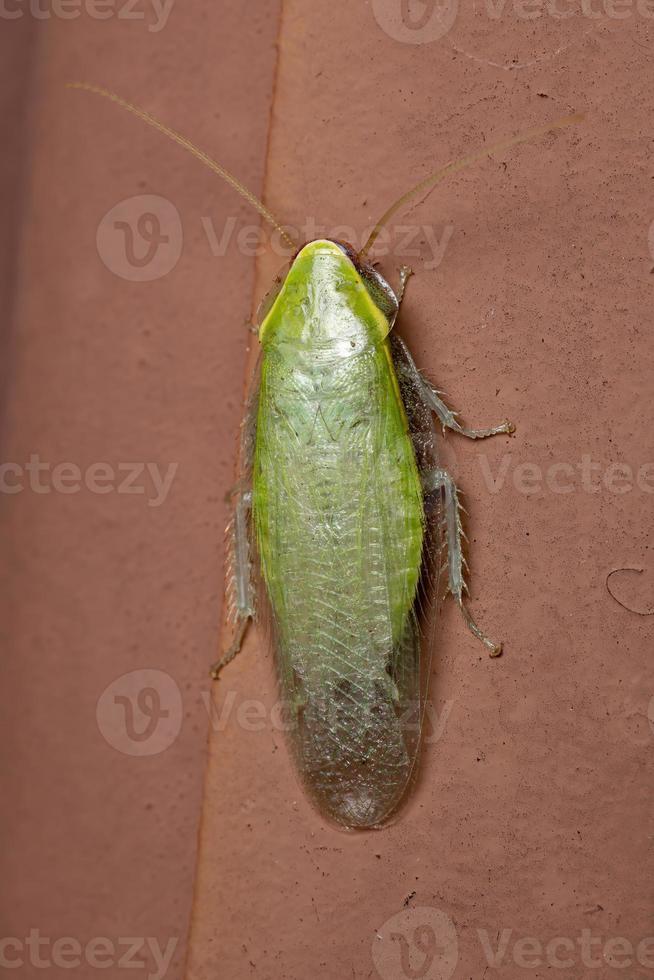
66 82 298 251
359 112 584 260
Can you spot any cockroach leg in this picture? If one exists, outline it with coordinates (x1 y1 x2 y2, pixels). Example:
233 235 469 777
210 618 251 679
393 335 514 439
233 491 254 616
423 468 502 657
396 266 414 308
422 383 514 440
211 490 255 680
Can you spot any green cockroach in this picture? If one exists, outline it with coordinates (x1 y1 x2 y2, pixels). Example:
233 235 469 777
70 85 580 829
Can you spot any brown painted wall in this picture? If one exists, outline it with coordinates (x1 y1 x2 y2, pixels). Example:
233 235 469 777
3 3 653 980
187 4 654 980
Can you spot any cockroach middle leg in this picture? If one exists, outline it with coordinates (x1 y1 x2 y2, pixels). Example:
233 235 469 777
423 468 502 657
210 490 255 680
393 336 515 439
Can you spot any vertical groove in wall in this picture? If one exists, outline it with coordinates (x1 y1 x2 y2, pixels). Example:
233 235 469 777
183 5 286 974
0 21 39 447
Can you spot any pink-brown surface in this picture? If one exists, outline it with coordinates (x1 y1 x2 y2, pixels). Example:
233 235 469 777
2 3 653 980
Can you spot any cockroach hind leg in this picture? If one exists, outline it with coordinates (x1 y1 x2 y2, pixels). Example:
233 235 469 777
210 617 251 680
456 597 503 658
424 467 503 658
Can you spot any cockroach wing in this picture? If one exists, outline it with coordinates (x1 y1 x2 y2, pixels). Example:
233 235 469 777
252 332 444 830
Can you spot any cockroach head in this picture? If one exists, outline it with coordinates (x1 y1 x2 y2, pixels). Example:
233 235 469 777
258 239 392 347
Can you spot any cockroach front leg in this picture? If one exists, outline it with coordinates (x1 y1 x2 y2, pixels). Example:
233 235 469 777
396 266 414 308
423 468 502 657
422 383 514 440
394 336 514 439
210 490 255 680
